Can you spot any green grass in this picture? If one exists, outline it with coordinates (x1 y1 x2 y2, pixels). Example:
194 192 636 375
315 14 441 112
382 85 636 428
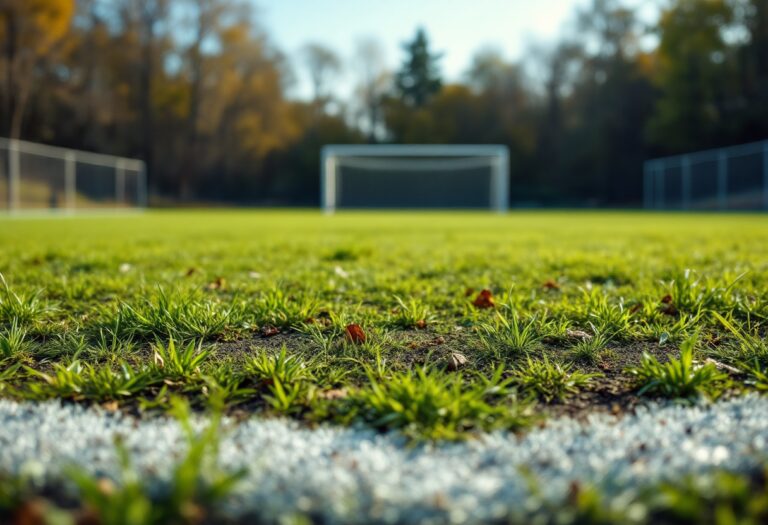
0 210 767 434
1 210 768 522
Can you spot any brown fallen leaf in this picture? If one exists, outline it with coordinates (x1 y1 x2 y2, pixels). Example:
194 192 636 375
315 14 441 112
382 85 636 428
472 289 495 309
446 352 468 371
543 279 560 290
660 294 673 304
13 498 47 525
206 277 226 290
318 388 348 400
261 325 280 338
433 336 446 345
345 323 366 344
661 303 677 316
415 319 427 329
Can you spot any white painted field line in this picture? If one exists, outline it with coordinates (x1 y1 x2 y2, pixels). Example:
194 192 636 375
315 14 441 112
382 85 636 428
1 396 767 523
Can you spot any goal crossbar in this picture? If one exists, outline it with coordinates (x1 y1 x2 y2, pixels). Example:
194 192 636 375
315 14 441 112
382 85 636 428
321 144 509 213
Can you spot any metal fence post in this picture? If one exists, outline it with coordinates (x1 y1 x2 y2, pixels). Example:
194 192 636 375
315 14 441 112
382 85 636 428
717 150 728 211
115 159 126 205
656 160 665 209
682 155 691 210
643 162 651 209
65 151 76 212
8 139 20 211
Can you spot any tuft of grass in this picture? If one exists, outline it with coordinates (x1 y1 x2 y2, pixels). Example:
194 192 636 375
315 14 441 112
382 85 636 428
0 321 30 360
246 347 315 414
626 331 729 400
108 289 243 342
23 360 156 402
713 312 768 369
151 339 211 381
347 366 533 441
479 310 544 357
567 325 613 365
0 273 52 327
250 288 317 329
510 355 599 402
389 296 434 329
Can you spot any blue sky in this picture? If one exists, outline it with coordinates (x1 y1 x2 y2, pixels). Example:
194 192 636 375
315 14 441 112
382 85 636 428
259 0 587 99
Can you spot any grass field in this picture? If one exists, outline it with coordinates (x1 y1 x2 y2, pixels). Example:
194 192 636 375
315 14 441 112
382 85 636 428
1 210 768 523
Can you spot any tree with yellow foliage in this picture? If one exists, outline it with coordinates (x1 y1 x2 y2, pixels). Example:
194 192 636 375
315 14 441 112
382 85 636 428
0 0 74 138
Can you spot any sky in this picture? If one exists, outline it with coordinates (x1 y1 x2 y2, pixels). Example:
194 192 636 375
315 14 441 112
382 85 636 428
258 0 589 100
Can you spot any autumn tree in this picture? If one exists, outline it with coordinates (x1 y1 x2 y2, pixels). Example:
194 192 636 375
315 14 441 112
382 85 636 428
0 0 75 138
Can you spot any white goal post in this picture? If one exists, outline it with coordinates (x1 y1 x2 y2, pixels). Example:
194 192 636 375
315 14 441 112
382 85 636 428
321 144 509 214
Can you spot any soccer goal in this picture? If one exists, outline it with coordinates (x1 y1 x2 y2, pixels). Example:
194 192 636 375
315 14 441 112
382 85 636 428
321 144 509 213
0 138 147 214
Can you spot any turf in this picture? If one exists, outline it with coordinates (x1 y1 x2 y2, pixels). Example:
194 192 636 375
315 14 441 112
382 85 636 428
2 210 768 522
1 210 768 423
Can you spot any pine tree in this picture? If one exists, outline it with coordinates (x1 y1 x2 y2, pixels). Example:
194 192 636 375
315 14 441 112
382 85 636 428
395 28 442 107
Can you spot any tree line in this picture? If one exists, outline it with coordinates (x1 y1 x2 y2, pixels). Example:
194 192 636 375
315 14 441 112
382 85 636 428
1 0 767 206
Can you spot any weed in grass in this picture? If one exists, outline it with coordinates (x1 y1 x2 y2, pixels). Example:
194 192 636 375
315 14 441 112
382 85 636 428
24 360 156 401
626 332 729 400
0 273 52 327
713 312 768 369
246 347 315 414
567 325 612 365
510 356 599 402
0 321 30 360
347 366 533 441
250 288 317 329
582 289 633 337
389 296 434 329
480 310 543 357
663 269 744 316
151 339 211 381
109 289 244 342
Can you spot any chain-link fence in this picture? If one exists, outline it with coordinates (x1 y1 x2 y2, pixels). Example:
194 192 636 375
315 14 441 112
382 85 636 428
0 138 146 213
644 139 768 211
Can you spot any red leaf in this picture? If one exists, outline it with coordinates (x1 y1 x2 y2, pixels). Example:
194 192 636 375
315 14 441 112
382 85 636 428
472 289 495 309
345 323 366 344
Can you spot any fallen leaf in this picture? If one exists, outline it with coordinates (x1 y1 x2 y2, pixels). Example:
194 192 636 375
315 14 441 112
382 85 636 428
345 323 366 344
102 401 119 412
261 325 280 338
660 294 673 304
472 289 495 309
415 319 427 329
446 352 468 371
433 336 446 345
660 303 677 316
566 329 592 341
184 267 197 277
318 388 348 400
542 279 560 290
13 498 47 525
206 277 226 290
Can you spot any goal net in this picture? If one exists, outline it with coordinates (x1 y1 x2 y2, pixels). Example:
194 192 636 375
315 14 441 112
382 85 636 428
321 145 509 213
0 138 146 213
